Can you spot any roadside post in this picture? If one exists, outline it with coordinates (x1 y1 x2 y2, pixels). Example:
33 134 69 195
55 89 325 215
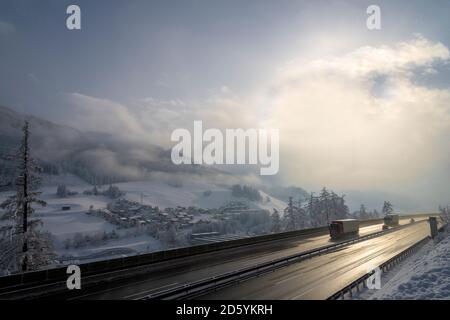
429 217 438 238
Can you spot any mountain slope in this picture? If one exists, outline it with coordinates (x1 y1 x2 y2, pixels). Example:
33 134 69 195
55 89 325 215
0 105 234 184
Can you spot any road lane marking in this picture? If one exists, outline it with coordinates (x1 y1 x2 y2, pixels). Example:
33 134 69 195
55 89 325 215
123 282 179 299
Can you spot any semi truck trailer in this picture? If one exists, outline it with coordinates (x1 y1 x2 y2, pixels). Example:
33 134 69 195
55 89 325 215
383 214 400 229
329 219 359 239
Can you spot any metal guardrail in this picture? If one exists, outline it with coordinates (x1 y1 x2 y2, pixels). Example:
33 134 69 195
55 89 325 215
326 236 431 300
327 222 449 300
0 215 410 292
0 214 439 298
140 220 429 300
0 225 331 292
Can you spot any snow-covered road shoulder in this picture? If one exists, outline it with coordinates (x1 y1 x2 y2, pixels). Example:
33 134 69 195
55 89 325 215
369 229 450 299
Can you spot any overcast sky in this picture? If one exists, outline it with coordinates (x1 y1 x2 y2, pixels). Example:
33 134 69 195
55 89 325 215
0 0 449 206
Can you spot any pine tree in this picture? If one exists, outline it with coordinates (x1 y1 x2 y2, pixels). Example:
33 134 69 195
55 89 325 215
382 201 394 216
373 209 380 218
295 198 308 229
359 204 368 219
283 197 308 231
306 192 317 226
283 197 297 231
271 209 281 233
319 187 331 225
305 188 349 227
439 205 449 224
0 121 54 272
56 184 67 197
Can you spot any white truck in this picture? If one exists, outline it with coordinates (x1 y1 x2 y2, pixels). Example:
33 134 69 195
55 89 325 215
383 214 400 229
329 219 360 239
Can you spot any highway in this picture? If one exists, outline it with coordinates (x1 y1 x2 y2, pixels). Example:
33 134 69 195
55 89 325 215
72 217 424 300
200 220 431 300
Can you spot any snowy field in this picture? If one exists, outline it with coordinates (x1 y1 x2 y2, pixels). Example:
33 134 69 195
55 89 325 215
366 228 450 300
0 174 166 259
37 173 287 212
58 234 164 262
110 179 287 213
0 173 287 262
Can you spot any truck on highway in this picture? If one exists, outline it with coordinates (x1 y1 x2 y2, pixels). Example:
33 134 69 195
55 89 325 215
329 219 359 239
383 214 400 229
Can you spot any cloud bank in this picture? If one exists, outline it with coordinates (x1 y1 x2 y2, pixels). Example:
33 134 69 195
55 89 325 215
265 36 450 196
61 35 450 204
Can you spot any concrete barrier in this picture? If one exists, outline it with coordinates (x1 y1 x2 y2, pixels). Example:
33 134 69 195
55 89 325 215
0 213 439 290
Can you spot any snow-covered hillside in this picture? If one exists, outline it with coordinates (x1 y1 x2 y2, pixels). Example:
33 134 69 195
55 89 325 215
0 173 289 263
113 179 287 213
37 172 289 212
